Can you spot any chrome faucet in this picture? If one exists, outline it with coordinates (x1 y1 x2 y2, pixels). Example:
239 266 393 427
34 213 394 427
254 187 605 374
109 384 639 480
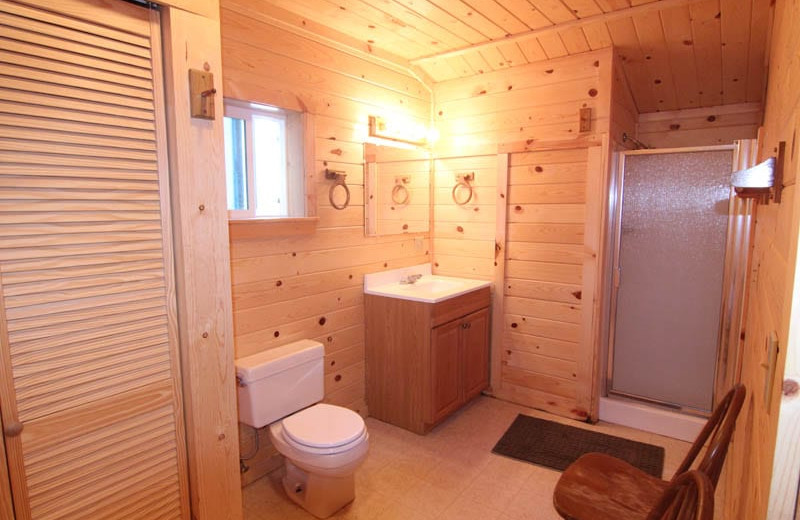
400 273 423 284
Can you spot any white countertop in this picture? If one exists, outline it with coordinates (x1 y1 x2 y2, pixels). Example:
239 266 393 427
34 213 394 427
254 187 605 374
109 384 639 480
364 264 491 303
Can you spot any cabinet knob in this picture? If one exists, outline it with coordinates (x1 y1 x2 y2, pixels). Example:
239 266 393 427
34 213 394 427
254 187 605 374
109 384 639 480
462 322 471 329
3 421 23 438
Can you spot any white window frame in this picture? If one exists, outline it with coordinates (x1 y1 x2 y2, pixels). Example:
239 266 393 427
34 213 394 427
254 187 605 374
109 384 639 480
224 99 305 220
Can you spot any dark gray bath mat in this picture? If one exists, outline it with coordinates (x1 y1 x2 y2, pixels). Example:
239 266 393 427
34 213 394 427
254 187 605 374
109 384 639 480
492 414 665 477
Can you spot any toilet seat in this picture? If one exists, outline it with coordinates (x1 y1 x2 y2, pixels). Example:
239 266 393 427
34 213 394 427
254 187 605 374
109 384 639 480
281 403 366 455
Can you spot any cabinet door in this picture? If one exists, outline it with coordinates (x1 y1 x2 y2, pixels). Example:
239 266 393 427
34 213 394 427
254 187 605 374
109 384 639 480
462 308 490 401
430 320 461 424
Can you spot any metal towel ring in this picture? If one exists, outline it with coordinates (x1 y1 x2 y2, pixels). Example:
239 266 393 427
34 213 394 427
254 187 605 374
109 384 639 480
391 177 410 205
452 173 474 206
325 168 350 210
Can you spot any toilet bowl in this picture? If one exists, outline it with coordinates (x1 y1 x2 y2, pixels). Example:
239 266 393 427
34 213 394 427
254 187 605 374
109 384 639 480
269 403 369 517
235 340 369 518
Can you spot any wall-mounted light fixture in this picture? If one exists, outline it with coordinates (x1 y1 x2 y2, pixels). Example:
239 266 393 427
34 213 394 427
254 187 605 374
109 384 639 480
368 115 431 147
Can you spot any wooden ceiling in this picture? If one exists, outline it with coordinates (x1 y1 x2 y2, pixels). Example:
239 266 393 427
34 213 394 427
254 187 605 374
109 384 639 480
247 0 772 114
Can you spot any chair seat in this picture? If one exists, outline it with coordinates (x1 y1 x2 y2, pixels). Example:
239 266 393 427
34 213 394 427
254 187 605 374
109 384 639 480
553 452 670 520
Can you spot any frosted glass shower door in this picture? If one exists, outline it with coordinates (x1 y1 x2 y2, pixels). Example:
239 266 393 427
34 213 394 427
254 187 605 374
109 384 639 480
610 149 733 412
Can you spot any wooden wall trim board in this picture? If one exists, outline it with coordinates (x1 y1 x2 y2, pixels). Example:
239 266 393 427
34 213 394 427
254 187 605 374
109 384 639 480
490 153 509 396
162 5 243 519
149 9 192 515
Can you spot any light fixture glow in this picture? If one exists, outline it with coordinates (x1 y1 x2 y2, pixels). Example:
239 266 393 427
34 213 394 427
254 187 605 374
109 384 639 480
368 115 429 146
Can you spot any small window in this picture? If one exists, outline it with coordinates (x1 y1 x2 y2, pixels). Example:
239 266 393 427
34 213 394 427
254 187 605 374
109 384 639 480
223 100 305 219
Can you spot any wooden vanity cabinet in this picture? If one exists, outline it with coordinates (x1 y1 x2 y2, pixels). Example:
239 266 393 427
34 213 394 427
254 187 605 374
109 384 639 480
366 287 490 434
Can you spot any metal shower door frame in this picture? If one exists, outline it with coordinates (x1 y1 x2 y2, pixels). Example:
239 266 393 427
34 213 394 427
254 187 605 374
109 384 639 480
605 145 735 413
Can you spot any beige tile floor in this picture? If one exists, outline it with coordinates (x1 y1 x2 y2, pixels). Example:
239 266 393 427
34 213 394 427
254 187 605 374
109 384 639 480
243 396 691 520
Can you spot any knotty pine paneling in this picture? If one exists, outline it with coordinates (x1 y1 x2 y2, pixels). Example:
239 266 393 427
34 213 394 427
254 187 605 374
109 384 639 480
432 51 613 421
636 102 761 149
718 0 800 516
220 0 431 484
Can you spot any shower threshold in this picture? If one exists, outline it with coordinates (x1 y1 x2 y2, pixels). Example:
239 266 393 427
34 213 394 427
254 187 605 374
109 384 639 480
599 394 707 442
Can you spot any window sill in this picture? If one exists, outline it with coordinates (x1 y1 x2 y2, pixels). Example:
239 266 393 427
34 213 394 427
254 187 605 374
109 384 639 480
228 217 319 240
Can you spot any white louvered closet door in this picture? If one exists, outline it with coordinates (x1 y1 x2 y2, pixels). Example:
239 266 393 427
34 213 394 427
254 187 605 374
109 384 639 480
0 0 189 518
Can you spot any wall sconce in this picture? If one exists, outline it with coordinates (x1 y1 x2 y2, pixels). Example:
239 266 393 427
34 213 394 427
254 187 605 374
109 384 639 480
731 141 785 204
368 115 429 147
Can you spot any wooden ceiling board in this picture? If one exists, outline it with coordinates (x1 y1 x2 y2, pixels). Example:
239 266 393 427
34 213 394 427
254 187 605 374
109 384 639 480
417 57 458 81
463 0 530 35
497 40 529 67
479 44 512 70
246 0 772 114
560 26 592 54
462 50 494 74
581 20 614 50
264 0 429 58
501 0 555 29
720 0 751 104
445 55 479 77
561 0 605 18
746 0 771 103
429 0 507 38
537 32 570 59
354 0 473 49
517 36 549 63
594 0 633 10
632 10 679 111
388 0 488 43
659 5 702 109
607 15 659 112
688 0 722 107
528 0 580 24
323 0 456 54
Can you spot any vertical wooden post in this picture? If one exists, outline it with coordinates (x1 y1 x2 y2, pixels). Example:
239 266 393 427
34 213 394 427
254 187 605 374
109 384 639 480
490 153 509 395
162 6 243 519
578 142 606 420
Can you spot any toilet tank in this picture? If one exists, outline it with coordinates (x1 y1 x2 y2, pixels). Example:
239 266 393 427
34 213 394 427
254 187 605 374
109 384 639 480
235 339 324 428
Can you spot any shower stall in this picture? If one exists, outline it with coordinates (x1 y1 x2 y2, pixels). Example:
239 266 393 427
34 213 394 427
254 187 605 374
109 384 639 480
600 143 755 440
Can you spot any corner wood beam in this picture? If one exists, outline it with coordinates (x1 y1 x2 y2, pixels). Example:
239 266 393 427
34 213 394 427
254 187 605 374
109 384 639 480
410 0 702 66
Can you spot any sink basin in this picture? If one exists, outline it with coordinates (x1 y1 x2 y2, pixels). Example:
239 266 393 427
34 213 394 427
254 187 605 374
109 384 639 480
364 274 491 303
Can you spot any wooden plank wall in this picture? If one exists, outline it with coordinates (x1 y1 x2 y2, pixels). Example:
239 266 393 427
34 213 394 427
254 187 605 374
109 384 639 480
637 102 762 149
433 49 611 159
219 0 431 484
501 146 592 418
432 49 613 420
432 49 611 278
719 0 800 516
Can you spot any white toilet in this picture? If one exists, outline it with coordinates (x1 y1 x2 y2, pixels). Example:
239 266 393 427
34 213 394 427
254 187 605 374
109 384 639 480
235 339 369 518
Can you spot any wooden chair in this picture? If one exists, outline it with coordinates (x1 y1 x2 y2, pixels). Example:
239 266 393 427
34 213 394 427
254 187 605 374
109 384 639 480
552 384 746 520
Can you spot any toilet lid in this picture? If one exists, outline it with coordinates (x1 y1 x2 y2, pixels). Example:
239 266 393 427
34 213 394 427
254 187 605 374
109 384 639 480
282 403 365 449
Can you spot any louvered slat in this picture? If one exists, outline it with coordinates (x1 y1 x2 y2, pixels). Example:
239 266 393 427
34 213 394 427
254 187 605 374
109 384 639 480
0 0 187 517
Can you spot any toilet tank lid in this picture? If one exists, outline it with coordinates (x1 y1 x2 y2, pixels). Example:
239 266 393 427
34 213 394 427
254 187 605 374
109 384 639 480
235 339 324 383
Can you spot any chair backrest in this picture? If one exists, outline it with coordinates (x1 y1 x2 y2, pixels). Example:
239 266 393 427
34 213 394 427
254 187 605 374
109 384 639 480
672 384 746 487
647 470 714 520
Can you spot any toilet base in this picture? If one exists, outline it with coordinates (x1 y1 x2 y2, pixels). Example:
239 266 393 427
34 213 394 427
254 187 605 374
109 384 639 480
281 460 356 519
